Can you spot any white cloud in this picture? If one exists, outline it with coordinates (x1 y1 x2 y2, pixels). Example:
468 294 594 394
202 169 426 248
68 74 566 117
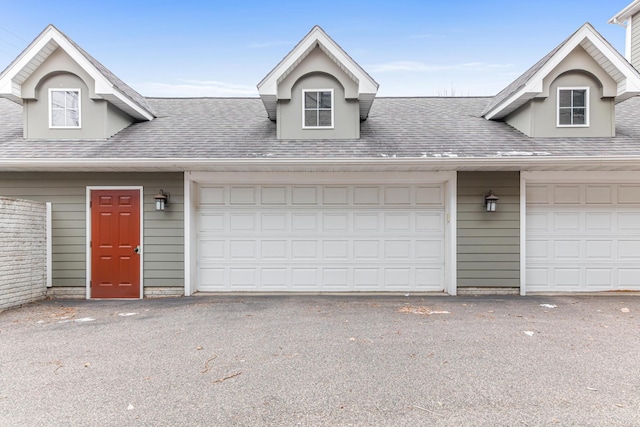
135 79 258 97
368 61 514 73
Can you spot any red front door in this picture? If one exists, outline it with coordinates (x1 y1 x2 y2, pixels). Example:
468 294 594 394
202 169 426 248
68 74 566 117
91 190 141 299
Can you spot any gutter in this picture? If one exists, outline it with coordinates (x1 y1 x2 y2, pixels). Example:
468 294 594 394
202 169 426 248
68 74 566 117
3 156 640 172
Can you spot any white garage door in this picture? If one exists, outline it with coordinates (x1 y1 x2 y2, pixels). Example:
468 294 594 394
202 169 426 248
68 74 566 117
526 183 640 291
196 183 445 292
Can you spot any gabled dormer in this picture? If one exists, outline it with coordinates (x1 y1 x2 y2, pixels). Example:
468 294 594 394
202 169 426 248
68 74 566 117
482 23 640 137
0 25 154 139
257 26 378 140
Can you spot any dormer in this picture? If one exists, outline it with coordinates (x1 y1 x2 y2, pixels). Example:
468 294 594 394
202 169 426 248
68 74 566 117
482 23 640 137
0 25 154 139
257 26 379 140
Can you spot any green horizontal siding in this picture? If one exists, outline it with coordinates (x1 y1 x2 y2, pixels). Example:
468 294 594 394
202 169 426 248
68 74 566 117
0 172 184 288
457 171 520 288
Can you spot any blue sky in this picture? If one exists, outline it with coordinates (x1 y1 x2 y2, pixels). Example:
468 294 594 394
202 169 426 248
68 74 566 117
0 0 633 97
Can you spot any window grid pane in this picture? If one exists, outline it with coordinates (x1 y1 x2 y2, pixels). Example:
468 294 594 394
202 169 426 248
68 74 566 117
558 89 587 126
303 90 332 128
51 90 80 128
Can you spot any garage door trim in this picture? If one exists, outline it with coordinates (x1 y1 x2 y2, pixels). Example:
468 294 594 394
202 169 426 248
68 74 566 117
185 171 457 295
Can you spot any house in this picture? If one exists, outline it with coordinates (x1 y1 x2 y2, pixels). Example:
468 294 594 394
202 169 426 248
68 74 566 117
2 2 640 299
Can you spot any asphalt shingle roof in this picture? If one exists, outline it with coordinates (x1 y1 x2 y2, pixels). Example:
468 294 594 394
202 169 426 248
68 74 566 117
2 95 640 162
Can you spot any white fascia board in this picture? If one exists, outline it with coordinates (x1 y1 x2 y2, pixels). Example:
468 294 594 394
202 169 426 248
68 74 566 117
7 156 640 173
0 26 153 121
609 0 640 25
258 27 378 98
0 30 58 96
51 34 154 121
485 25 638 120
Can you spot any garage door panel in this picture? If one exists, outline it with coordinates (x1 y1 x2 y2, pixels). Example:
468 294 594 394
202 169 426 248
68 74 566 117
324 186 349 204
230 186 256 205
229 240 256 259
323 240 349 259
354 187 379 204
617 185 640 203
292 186 318 204
385 213 411 231
353 240 380 259
416 240 443 260
585 185 613 204
292 213 317 231
199 239 225 259
230 268 256 287
585 240 613 259
618 212 640 232
554 240 581 259
416 212 444 232
618 240 640 259
416 268 444 289
323 213 348 231
585 269 613 289
292 240 318 258
261 240 287 259
385 186 411 204
199 212 225 231
261 268 287 289
527 240 549 260
261 213 287 231
526 212 549 232
416 185 443 205
527 182 640 291
554 268 581 288
585 213 612 232
230 214 255 231
198 267 225 289
354 269 379 287
353 213 379 231
292 269 317 287
261 186 287 204
618 269 640 286
554 213 581 231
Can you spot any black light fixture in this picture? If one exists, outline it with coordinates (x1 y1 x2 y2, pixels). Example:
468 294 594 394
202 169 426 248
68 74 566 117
485 191 499 212
154 189 169 211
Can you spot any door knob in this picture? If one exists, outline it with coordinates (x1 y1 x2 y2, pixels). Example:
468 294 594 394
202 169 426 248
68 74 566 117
134 246 141 254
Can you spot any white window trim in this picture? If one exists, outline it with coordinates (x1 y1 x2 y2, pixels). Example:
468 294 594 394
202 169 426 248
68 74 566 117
556 86 589 128
49 88 81 129
302 89 334 129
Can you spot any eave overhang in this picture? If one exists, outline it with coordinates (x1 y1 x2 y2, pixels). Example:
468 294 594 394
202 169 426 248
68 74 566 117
257 25 379 121
0 25 154 121
609 0 640 26
483 23 640 120
3 156 640 173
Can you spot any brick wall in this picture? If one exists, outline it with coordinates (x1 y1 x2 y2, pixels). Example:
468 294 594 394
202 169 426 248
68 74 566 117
0 197 47 311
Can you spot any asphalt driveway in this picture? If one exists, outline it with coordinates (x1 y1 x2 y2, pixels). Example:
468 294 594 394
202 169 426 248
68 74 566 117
1 295 639 426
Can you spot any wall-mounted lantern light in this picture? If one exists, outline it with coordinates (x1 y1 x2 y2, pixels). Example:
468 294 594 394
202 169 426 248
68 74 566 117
154 189 170 211
485 191 499 212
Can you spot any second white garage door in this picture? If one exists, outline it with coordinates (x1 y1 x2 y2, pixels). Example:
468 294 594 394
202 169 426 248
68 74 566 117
196 183 445 292
526 183 640 292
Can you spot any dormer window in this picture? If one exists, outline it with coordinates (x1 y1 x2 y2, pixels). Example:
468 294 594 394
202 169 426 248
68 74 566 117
557 87 589 127
303 89 333 129
49 89 81 128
